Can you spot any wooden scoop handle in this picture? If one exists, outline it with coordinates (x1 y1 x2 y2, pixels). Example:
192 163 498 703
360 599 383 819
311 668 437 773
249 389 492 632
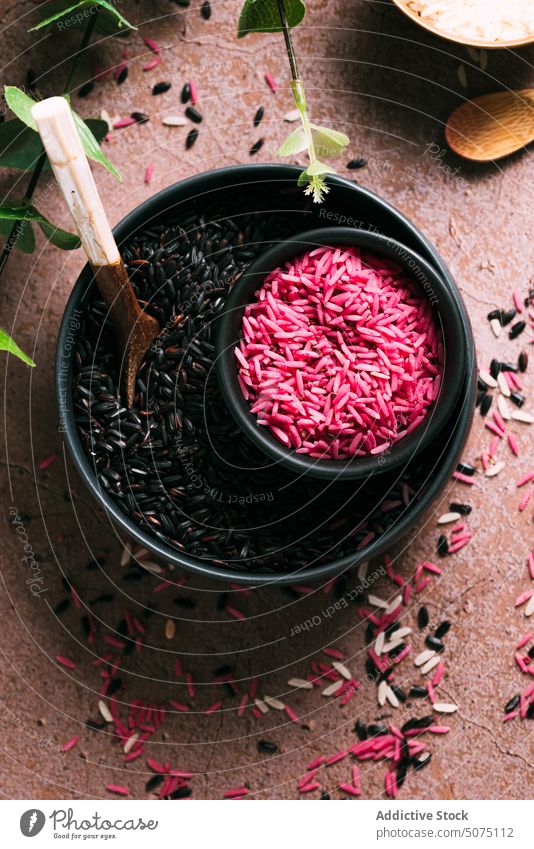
31 97 143 326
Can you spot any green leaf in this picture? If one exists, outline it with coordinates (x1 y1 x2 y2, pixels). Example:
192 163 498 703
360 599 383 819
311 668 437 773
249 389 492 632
0 218 35 253
0 328 35 366
306 160 337 176
71 109 121 181
33 211 80 250
0 119 46 170
0 204 79 250
297 169 309 187
0 117 108 172
4 86 38 130
30 0 135 36
85 118 108 144
310 124 350 158
238 0 305 37
277 126 308 156
0 204 33 220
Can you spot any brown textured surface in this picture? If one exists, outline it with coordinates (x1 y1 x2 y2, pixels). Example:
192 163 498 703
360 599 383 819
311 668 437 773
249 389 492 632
0 0 533 801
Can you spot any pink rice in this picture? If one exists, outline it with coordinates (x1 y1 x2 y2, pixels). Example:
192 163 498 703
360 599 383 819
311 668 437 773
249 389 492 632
236 246 443 459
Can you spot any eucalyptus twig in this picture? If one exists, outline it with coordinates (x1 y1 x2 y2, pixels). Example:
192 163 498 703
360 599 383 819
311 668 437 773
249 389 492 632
238 0 350 202
0 10 99 278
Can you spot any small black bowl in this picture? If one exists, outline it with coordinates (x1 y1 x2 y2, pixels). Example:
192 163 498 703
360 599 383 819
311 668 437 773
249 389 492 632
217 227 467 481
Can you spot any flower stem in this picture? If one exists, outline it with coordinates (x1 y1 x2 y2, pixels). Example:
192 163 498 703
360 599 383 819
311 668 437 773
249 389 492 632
276 0 318 167
0 10 99 277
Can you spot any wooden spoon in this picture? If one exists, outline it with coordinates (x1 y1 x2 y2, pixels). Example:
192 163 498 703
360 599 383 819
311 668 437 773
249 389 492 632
31 96 160 406
446 89 534 162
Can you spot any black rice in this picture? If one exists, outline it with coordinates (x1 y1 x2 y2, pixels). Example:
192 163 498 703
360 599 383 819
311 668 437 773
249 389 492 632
185 106 202 124
186 128 199 149
509 320 526 340
250 139 264 156
153 81 172 95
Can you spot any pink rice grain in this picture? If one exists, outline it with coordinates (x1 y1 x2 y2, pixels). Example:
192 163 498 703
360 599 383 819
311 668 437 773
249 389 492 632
518 490 533 512
61 735 79 752
223 787 249 799
113 117 136 129
106 784 129 796
264 71 278 92
189 79 198 105
236 245 443 459
237 693 249 717
144 163 155 184
143 56 161 71
205 701 223 715
55 655 76 670
284 704 300 723
339 783 361 796
143 36 161 53
226 605 247 620
452 471 476 485
508 433 519 456
516 589 534 607
517 633 532 649
431 661 445 687
38 453 58 470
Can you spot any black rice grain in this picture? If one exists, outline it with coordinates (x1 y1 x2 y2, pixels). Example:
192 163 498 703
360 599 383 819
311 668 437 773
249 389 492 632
354 720 367 740
480 394 493 416
250 138 264 156
509 320 526 339
185 106 202 124
456 461 475 476
254 106 264 127
347 158 367 169
117 66 128 85
437 534 449 557
131 111 150 124
417 606 429 629
153 81 172 95
201 0 211 19
449 502 472 515
78 81 94 98
425 635 444 652
186 128 199 149
518 351 528 373
257 739 278 754
434 620 451 639
510 391 525 408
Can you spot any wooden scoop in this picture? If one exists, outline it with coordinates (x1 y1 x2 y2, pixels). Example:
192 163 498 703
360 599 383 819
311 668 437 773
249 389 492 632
446 89 534 162
32 96 160 406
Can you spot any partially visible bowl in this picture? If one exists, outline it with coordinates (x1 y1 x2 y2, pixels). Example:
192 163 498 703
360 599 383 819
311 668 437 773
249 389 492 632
217 226 467 482
392 0 534 49
56 164 476 586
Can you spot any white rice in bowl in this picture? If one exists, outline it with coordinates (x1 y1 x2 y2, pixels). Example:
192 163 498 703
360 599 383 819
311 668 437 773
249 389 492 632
401 0 534 43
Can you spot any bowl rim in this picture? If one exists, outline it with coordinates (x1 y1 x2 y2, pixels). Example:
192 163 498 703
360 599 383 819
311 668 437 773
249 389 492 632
56 163 476 586
391 0 534 48
217 226 466 481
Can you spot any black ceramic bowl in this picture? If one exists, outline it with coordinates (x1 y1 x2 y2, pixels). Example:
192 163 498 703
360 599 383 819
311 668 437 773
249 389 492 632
56 164 476 586
217 226 466 481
